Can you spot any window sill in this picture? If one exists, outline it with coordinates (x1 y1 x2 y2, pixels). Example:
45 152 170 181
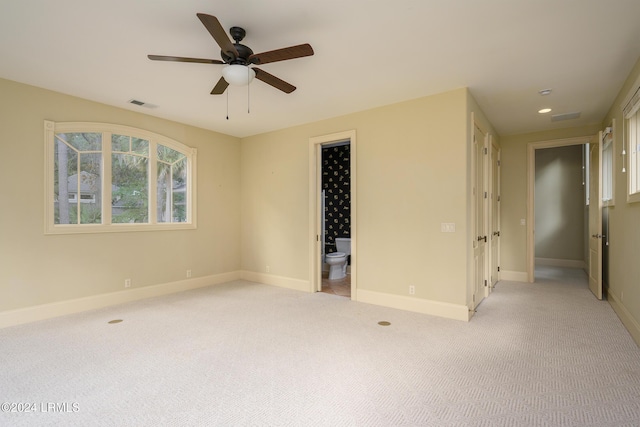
45 222 196 235
627 192 640 204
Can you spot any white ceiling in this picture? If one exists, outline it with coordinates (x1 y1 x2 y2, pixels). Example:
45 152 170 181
2 1 640 138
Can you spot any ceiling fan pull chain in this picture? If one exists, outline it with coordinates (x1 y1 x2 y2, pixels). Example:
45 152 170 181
247 67 251 114
226 89 229 120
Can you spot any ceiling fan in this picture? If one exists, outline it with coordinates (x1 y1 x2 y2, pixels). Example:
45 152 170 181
148 13 314 95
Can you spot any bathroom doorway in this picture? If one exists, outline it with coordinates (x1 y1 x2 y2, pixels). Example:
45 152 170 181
308 130 357 299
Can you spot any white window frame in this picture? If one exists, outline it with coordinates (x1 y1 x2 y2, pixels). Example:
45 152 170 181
583 143 590 205
44 121 197 234
622 77 640 204
602 125 614 206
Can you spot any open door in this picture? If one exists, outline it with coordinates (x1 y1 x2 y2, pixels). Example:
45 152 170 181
588 132 603 300
472 123 488 308
489 138 501 289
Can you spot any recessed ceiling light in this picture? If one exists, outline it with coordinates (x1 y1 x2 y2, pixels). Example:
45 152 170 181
538 108 552 114
539 89 552 96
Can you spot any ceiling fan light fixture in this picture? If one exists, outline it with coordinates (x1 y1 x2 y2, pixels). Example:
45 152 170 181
222 64 255 86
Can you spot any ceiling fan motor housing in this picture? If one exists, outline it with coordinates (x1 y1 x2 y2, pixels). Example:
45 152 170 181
222 43 254 65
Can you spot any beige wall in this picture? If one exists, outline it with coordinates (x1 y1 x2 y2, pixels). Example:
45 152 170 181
0 79 500 321
241 88 483 306
0 78 241 312
602 56 640 344
499 125 600 274
534 145 585 261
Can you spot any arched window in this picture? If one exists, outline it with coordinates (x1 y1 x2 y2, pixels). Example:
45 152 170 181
44 121 197 234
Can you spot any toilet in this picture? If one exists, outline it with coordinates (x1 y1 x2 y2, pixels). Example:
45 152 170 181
325 237 351 280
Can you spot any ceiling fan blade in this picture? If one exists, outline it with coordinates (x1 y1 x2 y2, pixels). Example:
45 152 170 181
148 55 224 64
249 43 314 65
253 68 296 93
211 77 229 95
196 13 238 59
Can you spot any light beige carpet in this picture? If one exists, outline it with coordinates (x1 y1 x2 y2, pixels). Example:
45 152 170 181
1 266 639 426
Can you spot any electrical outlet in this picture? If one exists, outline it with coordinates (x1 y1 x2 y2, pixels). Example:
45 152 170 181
409 285 415 295
266 265 270 273
441 223 456 232
186 269 192 278
124 278 131 288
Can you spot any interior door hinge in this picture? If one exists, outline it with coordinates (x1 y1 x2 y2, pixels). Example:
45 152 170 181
497 195 501 202
484 191 488 199
484 147 488 155
498 266 500 272
497 160 501 166
484 279 487 287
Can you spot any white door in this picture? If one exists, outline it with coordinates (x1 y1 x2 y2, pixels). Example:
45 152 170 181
473 124 488 308
588 132 603 300
489 140 501 289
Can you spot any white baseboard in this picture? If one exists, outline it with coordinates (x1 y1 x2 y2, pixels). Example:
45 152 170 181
240 271 310 293
356 289 470 321
608 292 640 348
500 270 528 282
535 257 586 269
0 271 241 329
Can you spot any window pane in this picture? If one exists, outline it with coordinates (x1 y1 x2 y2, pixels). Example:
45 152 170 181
157 144 188 223
157 162 171 223
112 154 148 223
79 153 102 224
172 157 187 222
157 144 185 163
132 138 149 156
54 140 78 224
112 134 130 152
58 132 102 151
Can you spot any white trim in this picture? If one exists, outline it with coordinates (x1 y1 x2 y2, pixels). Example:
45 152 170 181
526 136 593 282
500 270 529 282
621 73 640 117
608 292 640 348
308 130 357 299
240 271 310 293
535 257 586 269
0 271 241 329
356 289 471 321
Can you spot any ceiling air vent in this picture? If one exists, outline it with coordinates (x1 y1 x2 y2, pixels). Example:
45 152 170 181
551 111 580 122
128 99 158 109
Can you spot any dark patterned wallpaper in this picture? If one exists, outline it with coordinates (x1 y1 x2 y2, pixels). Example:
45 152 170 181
322 144 350 254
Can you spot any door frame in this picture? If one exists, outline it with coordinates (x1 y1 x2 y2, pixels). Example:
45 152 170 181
588 133 604 299
526 136 592 282
308 130 357 299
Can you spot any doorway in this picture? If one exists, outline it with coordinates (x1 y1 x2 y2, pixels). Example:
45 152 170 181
308 130 357 299
526 136 593 283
